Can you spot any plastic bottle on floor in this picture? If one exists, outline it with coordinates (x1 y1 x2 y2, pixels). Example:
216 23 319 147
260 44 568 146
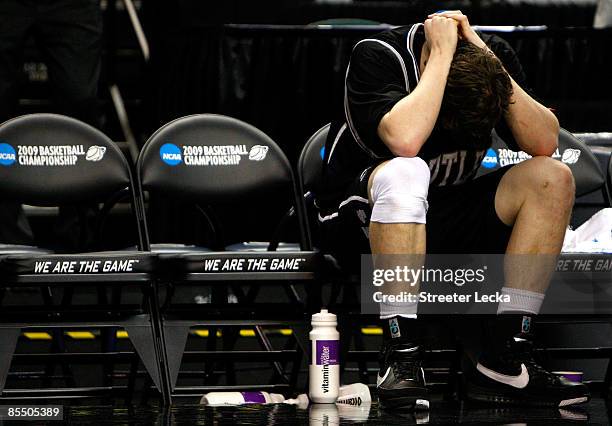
200 391 285 406
283 394 309 409
309 309 340 403
336 383 371 406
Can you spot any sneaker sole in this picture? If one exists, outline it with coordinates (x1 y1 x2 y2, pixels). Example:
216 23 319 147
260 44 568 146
379 396 430 411
466 382 590 407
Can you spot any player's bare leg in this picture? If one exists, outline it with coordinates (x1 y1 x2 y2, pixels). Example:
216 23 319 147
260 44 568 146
496 156 575 294
467 156 590 407
367 158 430 411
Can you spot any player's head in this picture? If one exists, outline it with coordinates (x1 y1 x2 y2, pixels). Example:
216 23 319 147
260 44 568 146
438 41 513 144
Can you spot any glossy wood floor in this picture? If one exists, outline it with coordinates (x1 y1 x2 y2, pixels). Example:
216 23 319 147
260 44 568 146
18 397 608 425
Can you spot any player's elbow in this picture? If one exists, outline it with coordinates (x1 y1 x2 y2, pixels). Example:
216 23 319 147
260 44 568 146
378 118 423 158
390 142 421 158
520 117 560 157
537 112 560 156
382 132 422 157
534 124 560 157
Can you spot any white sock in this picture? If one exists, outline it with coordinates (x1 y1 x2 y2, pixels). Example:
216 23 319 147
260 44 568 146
380 301 418 320
497 287 545 315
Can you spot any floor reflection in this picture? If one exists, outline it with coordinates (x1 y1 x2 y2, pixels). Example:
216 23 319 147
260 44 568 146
55 398 610 425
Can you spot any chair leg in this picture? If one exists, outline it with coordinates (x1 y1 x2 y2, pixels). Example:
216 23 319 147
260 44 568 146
101 328 117 388
255 326 287 384
289 345 303 393
222 327 239 386
57 329 76 388
162 324 190 391
43 329 76 389
101 288 123 388
353 325 370 384
0 327 21 394
603 352 612 399
144 281 173 405
291 322 310 363
338 313 352 380
125 353 140 405
125 324 164 400
342 284 370 384
204 327 219 385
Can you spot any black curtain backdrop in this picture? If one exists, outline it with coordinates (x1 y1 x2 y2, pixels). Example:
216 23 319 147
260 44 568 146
147 1 598 28
148 24 612 164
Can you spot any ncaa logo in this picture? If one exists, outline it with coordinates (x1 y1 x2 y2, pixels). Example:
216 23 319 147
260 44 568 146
160 143 182 166
0 142 16 166
481 148 498 169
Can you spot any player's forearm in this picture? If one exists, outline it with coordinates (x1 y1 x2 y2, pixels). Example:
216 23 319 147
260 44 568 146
504 76 559 156
377 50 453 157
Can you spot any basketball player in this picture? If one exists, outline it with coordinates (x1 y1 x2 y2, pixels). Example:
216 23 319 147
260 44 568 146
317 11 590 410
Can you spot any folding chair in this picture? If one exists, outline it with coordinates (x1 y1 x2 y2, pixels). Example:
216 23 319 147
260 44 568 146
137 114 321 400
0 114 168 402
297 123 377 384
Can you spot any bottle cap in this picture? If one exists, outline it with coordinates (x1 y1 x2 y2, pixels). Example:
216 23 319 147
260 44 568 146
311 308 337 326
284 394 309 409
270 393 286 403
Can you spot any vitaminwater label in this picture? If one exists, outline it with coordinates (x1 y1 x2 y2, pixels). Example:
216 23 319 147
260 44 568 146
240 392 266 403
315 341 339 365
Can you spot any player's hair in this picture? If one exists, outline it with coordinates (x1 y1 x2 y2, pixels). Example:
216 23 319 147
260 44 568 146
438 41 513 145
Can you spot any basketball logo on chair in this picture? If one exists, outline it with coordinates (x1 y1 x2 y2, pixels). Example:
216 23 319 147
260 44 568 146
85 145 107 162
561 149 581 165
248 145 269 161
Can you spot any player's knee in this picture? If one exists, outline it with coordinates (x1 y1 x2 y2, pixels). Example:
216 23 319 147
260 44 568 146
370 157 430 224
531 156 575 205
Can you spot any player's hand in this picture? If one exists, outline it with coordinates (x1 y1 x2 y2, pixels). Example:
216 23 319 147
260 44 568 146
428 11 487 50
424 16 459 57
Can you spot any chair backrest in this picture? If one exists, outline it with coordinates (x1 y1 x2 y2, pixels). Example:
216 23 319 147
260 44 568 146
298 123 329 194
478 128 605 198
608 153 612 203
576 132 612 148
138 114 310 248
576 132 612 205
0 114 132 206
138 114 294 202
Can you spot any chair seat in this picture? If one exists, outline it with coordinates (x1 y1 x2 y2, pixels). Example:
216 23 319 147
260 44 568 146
0 250 156 277
124 243 212 254
225 241 301 252
151 243 212 254
0 244 54 256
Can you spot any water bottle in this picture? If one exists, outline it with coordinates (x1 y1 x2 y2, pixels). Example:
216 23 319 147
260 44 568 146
199 391 285 406
309 309 340 403
335 383 371 406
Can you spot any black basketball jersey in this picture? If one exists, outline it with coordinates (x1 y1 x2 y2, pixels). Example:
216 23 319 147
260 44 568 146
319 24 528 209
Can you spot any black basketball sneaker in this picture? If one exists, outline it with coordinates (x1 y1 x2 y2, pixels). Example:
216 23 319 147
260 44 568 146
377 340 429 411
465 334 590 407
